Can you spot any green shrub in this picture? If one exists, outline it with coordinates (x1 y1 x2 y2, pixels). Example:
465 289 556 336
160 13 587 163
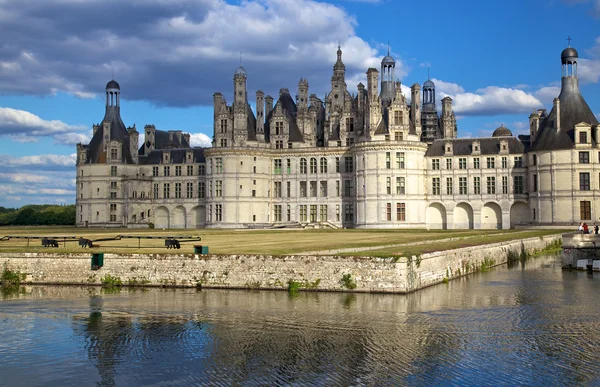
101 274 122 288
340 273 357 290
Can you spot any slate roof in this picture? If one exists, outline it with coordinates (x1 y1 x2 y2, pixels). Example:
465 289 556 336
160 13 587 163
154 130 191 149
139 148 206 165
265 90 304 143
426 137 527 157
85 106 134 164
530 77 599 152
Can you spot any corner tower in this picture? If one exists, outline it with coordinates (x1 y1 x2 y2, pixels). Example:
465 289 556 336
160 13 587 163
233 65 248 146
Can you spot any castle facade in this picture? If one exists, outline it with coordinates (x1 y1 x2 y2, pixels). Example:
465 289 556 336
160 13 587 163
76 44 598 229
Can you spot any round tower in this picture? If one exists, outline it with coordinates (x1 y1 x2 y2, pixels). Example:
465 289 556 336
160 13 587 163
422 77 435 111
106 80 120 109
561 38 578 78
380 48 396 105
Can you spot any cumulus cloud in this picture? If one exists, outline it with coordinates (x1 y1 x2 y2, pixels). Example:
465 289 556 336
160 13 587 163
438 85 543 116
0 0 392 107
534 86 561 105
189 132 212 147
0 154 76 167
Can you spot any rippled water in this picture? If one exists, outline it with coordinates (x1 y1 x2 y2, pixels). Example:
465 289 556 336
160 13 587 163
2 255 600 386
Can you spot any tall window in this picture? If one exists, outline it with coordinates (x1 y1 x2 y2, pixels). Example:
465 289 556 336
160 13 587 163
446 158 452 169
220 119 227 133
215 204 222 221
397 152 405 169
473 158 480 169
396 177 405 195
110 166 117 176
300 158 307 173
220 138 227 147
198 182 205 198
163 183 170 199
459 158 467 169
580 131 588 144
579 152 590 164
320 157 328 173
344 204 354 222
215 180 222 197
110 148 118 160
580 172 590 191
274 205 282 222
514 176 523 194
199 165 205 175
432 159 440 170
533 174 538 192
215 158 223 173
502 176 508 194
310 158 317 174
446 177 453 195
274 159 282 174
514 157 523 168
397 203 406 221
459 177 467 195
581 201 591 220
274 182 282 197
287 159 292 174
175 182 181 198
346 117 354 132
175 165 182 176
300 181 307 197
344 179 354 197
320 181 327 197
310 205 317 223
287 181 291 197
487 176 496 194
474 177 481 194
310 181 317 197
152 166 159 177
275 121 283 135
186 182 193 198
320 205 328 221
386 152 391 169
386 203 392 221
153 183 159 199
345 156 353 172
187 165 194 176
300 205 307 222
432 178 440 195
394 111 402 125
163 166 170 176
486 157 495 169
335 157 340 173
501 157 508 169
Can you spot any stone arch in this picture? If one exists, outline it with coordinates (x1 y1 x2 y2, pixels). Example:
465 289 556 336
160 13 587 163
482 202 502 229
192 206 206 228
172 206 187 229
426 203 447 229
155 206 169 229
454 202 474 229
510 202 529 228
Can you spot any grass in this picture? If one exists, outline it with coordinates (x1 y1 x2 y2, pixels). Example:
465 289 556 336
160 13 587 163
0 226 566 256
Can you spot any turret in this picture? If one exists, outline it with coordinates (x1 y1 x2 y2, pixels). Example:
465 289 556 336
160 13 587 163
410 83 421 137
128 124 139 163
256 90 265 142
380 49 396 106
529 110 540 143
441 96 456 139
144 124 156 154
233 66 248 146
297 78 309 113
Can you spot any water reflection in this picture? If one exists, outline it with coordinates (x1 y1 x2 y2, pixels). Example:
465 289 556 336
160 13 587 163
1 255 600 386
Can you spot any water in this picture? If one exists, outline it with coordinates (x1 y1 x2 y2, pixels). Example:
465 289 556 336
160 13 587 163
1 255 600 386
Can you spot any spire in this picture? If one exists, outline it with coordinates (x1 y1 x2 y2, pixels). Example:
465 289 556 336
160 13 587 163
567 36 572 47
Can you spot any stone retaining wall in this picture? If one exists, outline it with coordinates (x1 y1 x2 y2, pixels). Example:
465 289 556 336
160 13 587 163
0 234 562 293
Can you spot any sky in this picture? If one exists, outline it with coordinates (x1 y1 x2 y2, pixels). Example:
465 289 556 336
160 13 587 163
0 0 599 208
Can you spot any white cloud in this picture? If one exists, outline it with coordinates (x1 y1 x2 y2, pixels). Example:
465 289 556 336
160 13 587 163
439 85 543 116
0 107 88 140
54 132 92 145
0 173 51 184
0 154 76 167
533 86 561 105
189 132 212 147
431 78 465 95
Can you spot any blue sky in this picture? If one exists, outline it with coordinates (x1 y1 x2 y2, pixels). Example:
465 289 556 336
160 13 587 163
0 0 599 208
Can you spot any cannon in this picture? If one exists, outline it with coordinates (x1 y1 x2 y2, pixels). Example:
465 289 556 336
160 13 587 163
165 239 181 249
79 238 94 248
42 238 59 248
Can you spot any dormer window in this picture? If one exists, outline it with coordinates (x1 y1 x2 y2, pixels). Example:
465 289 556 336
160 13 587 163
163 152 170 163
580 131 588 144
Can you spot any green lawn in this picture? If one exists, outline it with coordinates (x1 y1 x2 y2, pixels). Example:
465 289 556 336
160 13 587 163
0 226 565 256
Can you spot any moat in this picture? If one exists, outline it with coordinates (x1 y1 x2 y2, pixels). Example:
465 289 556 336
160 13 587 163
2 254 600 386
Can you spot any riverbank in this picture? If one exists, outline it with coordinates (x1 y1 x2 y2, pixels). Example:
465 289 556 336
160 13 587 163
0 233 562 293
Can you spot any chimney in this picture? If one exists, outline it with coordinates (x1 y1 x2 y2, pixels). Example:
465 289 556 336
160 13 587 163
553 98 560 131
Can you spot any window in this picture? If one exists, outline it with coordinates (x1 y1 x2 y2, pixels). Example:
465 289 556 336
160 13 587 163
345 117 354 132
220 119 228 133
579 152 590 164
215 180 222 197
396 177 405 195
580 172 590 191
446 158 452 169
220 138 227 147
163 166 170 176
459 177 467 195
514 157 523 168
514 176 524 194
320 158 327 173
336 180 340 196
487 177 496 194
198 182 205 198
394 111 403 125
215 204 222 222
336 205 340 221
397 203 406 221
580 131 588 144
275 140 284 149
310 158 317 174
395 132 403 141
486 157 495 169
110 203 117 212
152 166 159 177
432 177 440 195
274 182 282 197
173 182 181 198
110 214 117 222
335 157 340 173
310 205 317 223
300 181 307 197
432 159 440 170
346 138 355 146
110 181 117 189
275 121 283 135
396 152 405 169
320 181 327 197
310 181 317 197
533 174 538 192
163 183 170 199
109 191 117 199
287 181 291 197
215 158 223 173
187 165 194 176
287 205 291 222
501 157 508 169
344 179 354 196
299 205 307 222
386 177 391 194
581 201 591 220
140 192 145 199
110 166 117 176
300 158 307 173
320 205 328 221
473 158 480 169
344 204 354 222
153 183 159 199
274 159 282 174
252 189 256 197
386 203 392 221
458 158 467 169
345 156 353 172
532 155 537 166
186 182 193 198
474 177 481 194
175 166 182 176
386 152 391 169
502 176 508 194
110 148 118 160
287 159 291 174
274 205 282 222
446 177 453 195
199 165 205 175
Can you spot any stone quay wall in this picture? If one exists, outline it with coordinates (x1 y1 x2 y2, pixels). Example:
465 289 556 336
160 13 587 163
0 234 562 293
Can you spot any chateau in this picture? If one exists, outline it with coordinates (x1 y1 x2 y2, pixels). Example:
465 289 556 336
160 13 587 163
76 44 599 229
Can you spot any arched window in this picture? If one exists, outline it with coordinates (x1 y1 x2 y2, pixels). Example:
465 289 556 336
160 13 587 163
300 158 307 174
310 158 317 174
320 157 327 173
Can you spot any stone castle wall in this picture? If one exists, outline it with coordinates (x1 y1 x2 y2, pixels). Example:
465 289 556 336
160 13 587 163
0 234 561 293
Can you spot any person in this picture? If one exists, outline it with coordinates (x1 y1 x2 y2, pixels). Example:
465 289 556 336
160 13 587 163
583 223 589 234
595 223 599 234
579 222 584 233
